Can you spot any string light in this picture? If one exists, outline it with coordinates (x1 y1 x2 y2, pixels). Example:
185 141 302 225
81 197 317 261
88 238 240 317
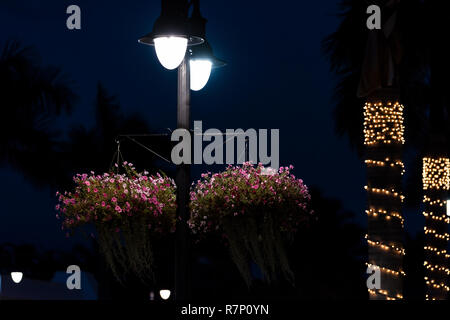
366 208 404 225
424 277 450 292
422 211 450 223
365 158 405 175
424 246 450 258
366 235 405 255
368 289 403 300
363 102 405 146
424 261 450 275
423 197 447 206
424 227 450 241
364 186 405 201
366 263 406 277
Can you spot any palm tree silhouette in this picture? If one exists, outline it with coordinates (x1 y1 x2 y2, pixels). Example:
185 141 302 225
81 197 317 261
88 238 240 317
323 0 430 300
324 0 450 300
0 40 77 187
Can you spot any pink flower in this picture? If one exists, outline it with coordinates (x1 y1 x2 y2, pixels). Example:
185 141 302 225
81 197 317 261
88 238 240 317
101 201 106 207
111 197 117 203
84 181 91 186
115 205 122 213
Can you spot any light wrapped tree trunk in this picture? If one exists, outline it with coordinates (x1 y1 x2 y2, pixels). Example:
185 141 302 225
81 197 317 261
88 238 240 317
422 156 450 300
364 89 405 300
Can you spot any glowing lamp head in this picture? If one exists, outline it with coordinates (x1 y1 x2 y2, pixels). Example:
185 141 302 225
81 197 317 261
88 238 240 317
153 36 188 70
188 41 226 91
11 272 23 284
159 289 171 300
190 59 212 91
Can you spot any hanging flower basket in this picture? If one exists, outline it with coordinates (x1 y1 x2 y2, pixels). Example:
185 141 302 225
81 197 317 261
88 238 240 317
188 162 313 286
56 162 176 283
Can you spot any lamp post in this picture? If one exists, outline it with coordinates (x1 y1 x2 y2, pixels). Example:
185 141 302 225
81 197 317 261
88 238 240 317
139 0 225 300
174 57 191 299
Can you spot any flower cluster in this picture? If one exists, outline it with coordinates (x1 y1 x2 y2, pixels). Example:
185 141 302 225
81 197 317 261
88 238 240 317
188 162 312 235
56 162 177 234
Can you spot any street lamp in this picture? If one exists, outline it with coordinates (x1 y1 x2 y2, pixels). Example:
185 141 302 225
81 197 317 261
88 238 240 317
139 0 225 300
138 0 203 69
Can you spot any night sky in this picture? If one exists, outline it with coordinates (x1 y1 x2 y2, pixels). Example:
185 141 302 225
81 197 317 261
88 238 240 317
0 0 371 251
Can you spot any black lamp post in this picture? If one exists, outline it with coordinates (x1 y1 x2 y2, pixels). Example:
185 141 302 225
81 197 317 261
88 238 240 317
139 0 225 300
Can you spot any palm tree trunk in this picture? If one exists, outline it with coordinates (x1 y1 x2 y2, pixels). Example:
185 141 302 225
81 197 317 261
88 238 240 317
364 88 405 300
422 154 450 300
422 29 450 299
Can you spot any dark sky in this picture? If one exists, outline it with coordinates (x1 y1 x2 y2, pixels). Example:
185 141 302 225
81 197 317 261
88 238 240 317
0 0 371 250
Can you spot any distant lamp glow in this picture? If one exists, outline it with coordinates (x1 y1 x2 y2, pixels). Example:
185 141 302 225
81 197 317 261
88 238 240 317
154 37 188 70
190 59 212 91
11 272 23 284
159 289 171 300
447 200 450 217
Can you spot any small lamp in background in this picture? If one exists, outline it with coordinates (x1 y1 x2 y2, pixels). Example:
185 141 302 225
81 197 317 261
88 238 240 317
159 289 171 300
10 272 23 284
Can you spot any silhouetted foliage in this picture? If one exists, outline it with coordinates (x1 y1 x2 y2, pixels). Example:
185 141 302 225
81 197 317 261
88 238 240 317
322 0 429 156
0 40 77 187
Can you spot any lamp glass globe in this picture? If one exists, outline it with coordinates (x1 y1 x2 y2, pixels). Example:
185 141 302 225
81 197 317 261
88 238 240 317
159 289 171 300
11 272 23 284
154 37 188 70
190 59 212 91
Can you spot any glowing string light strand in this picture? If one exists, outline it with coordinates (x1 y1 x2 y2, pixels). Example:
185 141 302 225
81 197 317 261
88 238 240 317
368 289 403 300
366 263 406 277
364 186 405 201
365 158 405 175
366 208 404 225
366 235 405 255
424 227 450 241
